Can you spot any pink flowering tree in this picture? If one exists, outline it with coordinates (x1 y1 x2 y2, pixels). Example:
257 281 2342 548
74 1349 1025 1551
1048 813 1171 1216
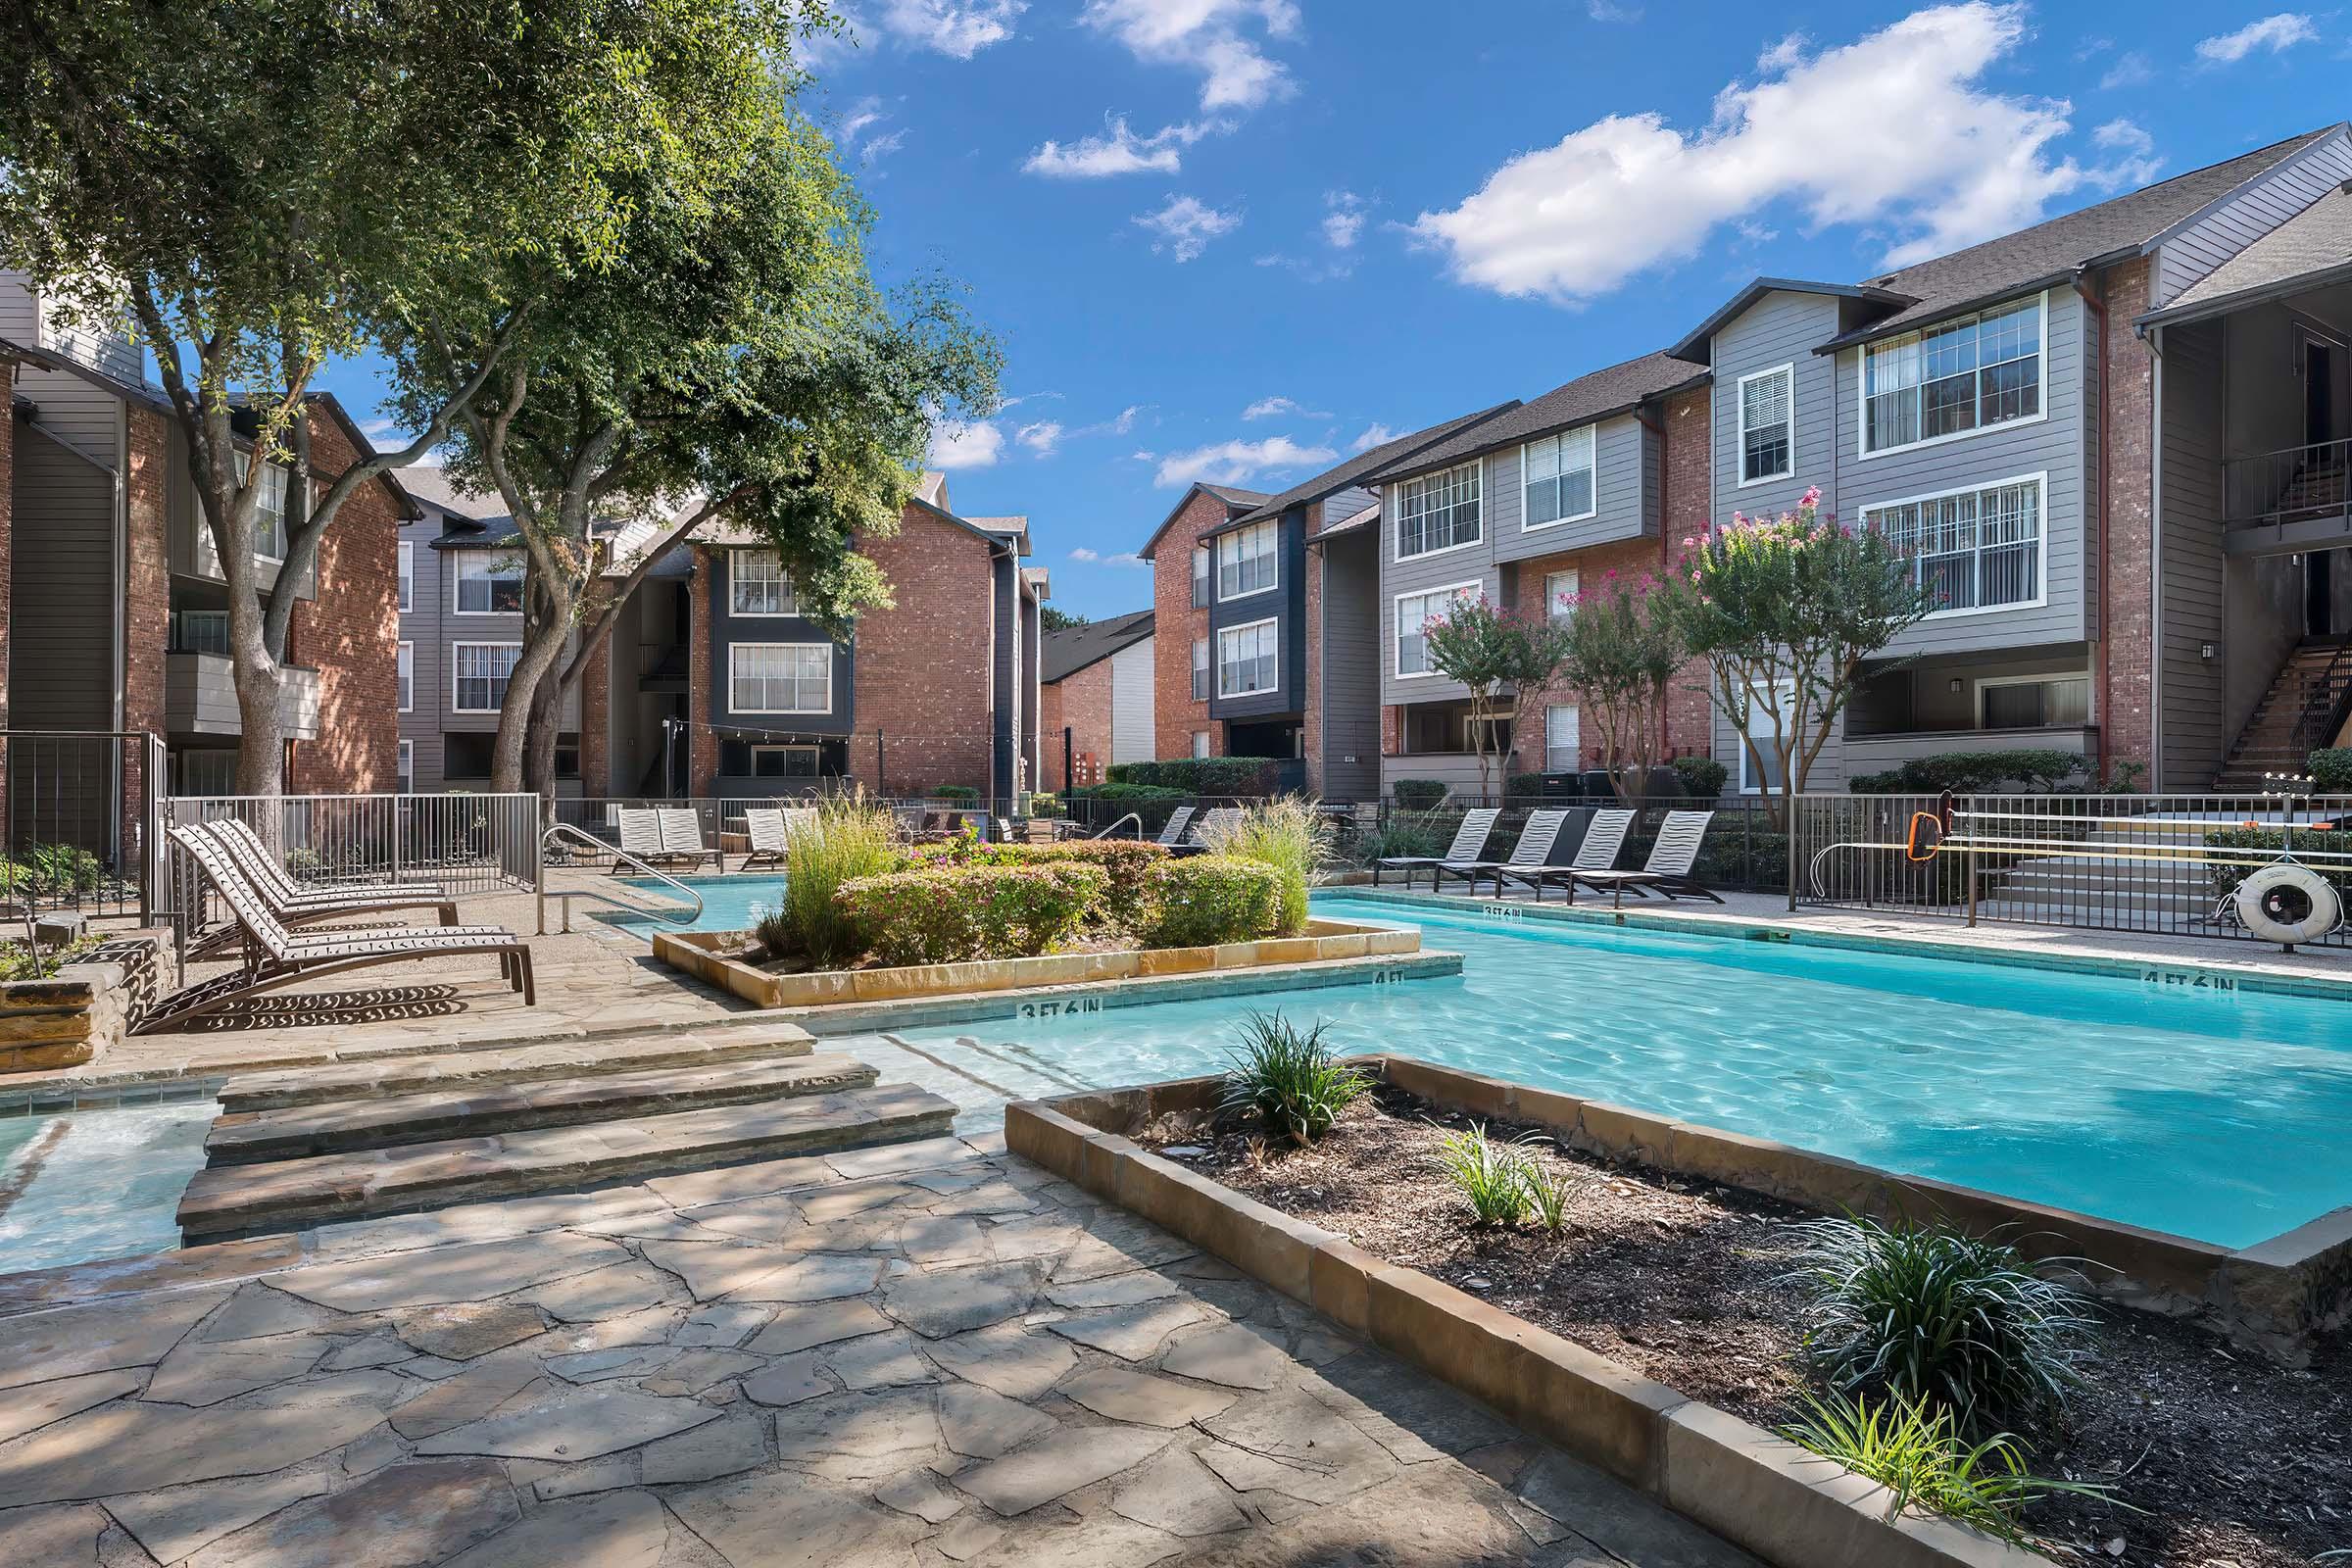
1664 487 1936 803
1421 595 1574 798
1556 569 1685 802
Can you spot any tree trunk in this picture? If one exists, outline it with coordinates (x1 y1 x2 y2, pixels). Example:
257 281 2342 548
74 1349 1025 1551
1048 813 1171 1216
228 606 287 797
522 674 564 811
488 578 574 794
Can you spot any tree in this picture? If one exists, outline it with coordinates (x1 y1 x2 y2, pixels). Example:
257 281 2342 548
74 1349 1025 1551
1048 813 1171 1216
1663 487 1937 802
1040 607 1091 632
1555 570 1685 803
1422 596 1574 798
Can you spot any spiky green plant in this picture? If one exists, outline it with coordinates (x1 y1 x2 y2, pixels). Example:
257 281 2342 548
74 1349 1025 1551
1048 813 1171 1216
1782 1391 2120 1544
781 790 904 966
1525 1159 1583 1235
1199 797 1330 936
1431 1121 1537 1227
1784 1215 2095 1429
1216 1011 1369 1148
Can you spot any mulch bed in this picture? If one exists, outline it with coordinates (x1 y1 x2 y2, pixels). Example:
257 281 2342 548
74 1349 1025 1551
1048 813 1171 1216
1135 1086 2352 1568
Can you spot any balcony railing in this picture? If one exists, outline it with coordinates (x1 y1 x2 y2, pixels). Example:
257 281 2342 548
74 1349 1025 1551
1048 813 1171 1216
165 653 321 739
2223 437 2352 528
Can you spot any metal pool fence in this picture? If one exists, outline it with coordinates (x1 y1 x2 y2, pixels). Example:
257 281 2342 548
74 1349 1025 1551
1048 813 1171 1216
0 729 169 922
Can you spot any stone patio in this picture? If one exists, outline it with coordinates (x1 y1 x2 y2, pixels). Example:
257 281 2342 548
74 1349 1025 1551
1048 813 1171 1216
0 1131 1759 1566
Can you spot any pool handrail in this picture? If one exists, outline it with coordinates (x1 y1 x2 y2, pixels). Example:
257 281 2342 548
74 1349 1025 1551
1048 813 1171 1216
537 821 705 935
1089 811 1145 841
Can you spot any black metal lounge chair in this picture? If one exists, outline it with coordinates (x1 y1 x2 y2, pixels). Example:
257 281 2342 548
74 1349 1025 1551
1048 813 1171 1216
1498 808 1638 903
1432 808 1572 897
1374 808 1498 888
1570 810 1724 906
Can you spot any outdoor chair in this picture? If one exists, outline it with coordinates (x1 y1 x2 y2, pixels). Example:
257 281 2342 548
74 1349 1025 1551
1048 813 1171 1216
1569 810 1723 906
186 819 460 957
612 808 666 873
1152 806 1197 847
658 808 723 872
140 824 533 1034
1432 809 1571 898
1374 808 1499 888
741 808 815 872
1498 809 1637 903
1173 806 1242 858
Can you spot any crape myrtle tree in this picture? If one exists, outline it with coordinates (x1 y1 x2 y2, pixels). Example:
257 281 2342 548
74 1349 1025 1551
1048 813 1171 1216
0 0 812 794
1421 595 1574 799
1555 569 1685 803
399 87 1001 797
1664 487 1936 808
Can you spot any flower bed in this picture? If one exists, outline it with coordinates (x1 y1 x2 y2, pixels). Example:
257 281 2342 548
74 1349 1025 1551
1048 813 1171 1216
0 937 160 1073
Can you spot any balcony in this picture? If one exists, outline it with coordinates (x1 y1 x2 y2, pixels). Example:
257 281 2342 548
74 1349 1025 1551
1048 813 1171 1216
1840 724 2097 779
166 653 321 740
2223 438 2352 556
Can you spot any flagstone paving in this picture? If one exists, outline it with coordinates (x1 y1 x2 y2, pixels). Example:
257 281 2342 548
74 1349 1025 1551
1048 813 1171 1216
0 1131 1763 1566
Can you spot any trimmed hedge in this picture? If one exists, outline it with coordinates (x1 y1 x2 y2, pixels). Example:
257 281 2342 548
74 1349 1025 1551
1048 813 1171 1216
2310 748 2352 794
1105 758 1280 796
906 838 1168 931
1847 749 2086 796
1390 778 1448 810
1671 755 1729 799
2203 825 2352 901
1064 781 1191 834
836 863 1105 966
926 784 979 803
1137 856 1282 948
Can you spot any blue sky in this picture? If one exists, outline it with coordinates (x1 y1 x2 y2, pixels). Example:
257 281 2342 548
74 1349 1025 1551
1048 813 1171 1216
325 2 2346 620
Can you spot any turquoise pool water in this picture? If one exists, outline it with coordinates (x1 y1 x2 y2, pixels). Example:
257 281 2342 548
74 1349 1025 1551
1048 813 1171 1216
0 1102 216 1275
608 874 792 935
892 895 2352 1250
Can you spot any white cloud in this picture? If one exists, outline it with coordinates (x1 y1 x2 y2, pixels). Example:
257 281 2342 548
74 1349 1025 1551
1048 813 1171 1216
1410 3 2127 301
2195 14 2315 64
1348 422 1399 453
1081 0 1300 112
1153 434 1335 489
1024 116 1224 177
928 416 1004 469
1069 546 1150 567
1243 396 1330 420
1134 194 1242 261
1015 419 1063 455
873 0 1025 58
1588 0 1642 19
1321 189 1368 250
2088 119 2161 190
2096 49 2152 88
1072 405 1145 438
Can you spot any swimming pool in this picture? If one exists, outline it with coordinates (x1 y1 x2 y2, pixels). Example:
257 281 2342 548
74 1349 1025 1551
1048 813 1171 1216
0 1102 216 1275
892 894 2352 1250
606 874 792 936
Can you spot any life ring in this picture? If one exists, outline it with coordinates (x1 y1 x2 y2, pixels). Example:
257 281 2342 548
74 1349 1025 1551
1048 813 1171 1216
2235 863 2341 948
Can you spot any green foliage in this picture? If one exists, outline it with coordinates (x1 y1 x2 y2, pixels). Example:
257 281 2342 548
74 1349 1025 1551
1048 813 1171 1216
907 839 1168 932
1671 755 1729 799
1525 1162 1583 1235
2105 760 2146 794
1066 782 1191 834
1557 572 1685 800
1216 1012 1370 1148
0 844 102 897
2202 824 2352 901
780 794 905 965
1390 779 1450 810
1430 1122 1538 1227
1028 794 1065 817
1785 1216 2094 1430
1039 606 1089 631
1137 857 1282 949
1198 798 1329 936
836 863 1102 966
1422 595 1576 794
926 785 979 803
1357 813 1450 865
1845 750 2086 796
1782 1392 2120 1545
0 934 100 983
1105 758 1282 796
2310 748 2352 793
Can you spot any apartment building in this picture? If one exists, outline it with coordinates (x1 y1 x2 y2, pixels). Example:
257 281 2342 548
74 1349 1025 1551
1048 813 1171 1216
1039 609 1154 790
1137 482 1266 763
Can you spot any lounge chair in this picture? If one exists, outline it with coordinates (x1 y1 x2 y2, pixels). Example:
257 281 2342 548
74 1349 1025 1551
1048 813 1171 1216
185 820 459 956
1432 809 1571 897
1152 806 1197 847
741 808 815 872
1374 808 1499 888
612 808 666 873
1174 806 1242 858
140 824 533 1034
1498 808 1637 903
658 808 723 872
1570 810 1723 906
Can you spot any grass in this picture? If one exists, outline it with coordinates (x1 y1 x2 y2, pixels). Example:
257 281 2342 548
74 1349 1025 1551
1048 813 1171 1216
1429 1121 1539 1227
1199 797 1330 936
777 791 904 966
1216 1011 1370 1148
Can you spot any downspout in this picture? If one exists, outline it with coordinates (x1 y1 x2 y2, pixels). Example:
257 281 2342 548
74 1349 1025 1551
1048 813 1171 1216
1636 406 1670 760
112 400 128 735
2074 271 2111 786
2147 321 2167 791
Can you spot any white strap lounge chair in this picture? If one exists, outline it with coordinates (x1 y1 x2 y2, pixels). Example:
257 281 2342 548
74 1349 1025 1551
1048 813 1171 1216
185 819 460 956
211 817 454 906
140 824 533 1034
1152 806 1197 847
612 808 665 872
658 808 723 872
741 808 814 872
1374 808 1499 888
1571 810 1723 907
1432 809 1572 897
1497 809 1638 903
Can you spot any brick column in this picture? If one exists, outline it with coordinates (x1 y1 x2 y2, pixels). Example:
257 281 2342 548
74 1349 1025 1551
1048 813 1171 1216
687 548 717 799
0 356 13 735
2101 257 2156 785
1659 383 1717 762
1302 540 1324 792
288 416 398 793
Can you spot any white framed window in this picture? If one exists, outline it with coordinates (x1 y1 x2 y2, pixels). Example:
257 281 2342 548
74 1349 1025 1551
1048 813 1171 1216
1977 673 2090 731
396 641 413 712
1544 568 1579 624
729 549 800 616
1190 545 1211 607
231 452 290 562
1523 427 1596 529
1544 705 1581 772
1737 365 1794 486
1191 637 1209 701
397 541 414 612
452 551 524 614
751 744 821 779
396 739 414 795
1216 520 1278 600
1739 681 1795 795
1394 463 1482 560
1217 617 1278 698
1861 293 2045 457
1394 581 1480 677
1866 473 2045 616
729 642 831 713
451 642 519 711
1191 730 1211 759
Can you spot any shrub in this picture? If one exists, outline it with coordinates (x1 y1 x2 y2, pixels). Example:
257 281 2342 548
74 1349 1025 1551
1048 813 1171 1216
2310 748 2352 793
1105 757 1280 796
781 793 905 965
1028 793 1065 817
1525 1160 1583 1235
1782 1393 2118 1544
907 839 1167 931
1199 797 1328 936
1671 754 1729 799
1391 778 1448 810
2202 823 2352 902
1216 1011 1369 1147
1784 1215 2095 1429
1355 813 1448 865
1845 750 2086 796
1066 781 1191 835
0 934 100 982
1137 856 1281 948
0 844 103 897
1430 1122 1536 1227
836 863 1104 966
927 784 979 803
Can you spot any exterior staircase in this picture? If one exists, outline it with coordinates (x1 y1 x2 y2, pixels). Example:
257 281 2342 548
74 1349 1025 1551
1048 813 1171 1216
2212 638 2352 791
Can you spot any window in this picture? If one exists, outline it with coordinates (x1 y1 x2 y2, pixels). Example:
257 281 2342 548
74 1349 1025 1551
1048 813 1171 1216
1191 730 1211 759
1739 367 1793 485
1544 569 1579 624
177 749 237 797
397 541 414 612
1868 476 2043 614
1395 463 1481 559
730 549 800 615
452 643 518 711
1191 637 1209 701
1217 618 1277 698
234 453 289 561
729 643 830 713
172 610 231 656
1980 675 2089 731
1190 546 1210 608
1217 520 1278 600
555 740 579 779
1739 681 1794 795
1395 583 1478 676
397 642 413 712
1544 705 1581 772
1863 296 2042 455
396 739 414 795
1523 428 1595 528
752 744 821 779
453 551 524 614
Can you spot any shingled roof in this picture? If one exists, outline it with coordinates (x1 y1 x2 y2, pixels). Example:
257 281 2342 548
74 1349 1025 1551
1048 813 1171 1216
1040 608 1153 683
1221 403 1521 531
1365 353 1707 483
2152 180 2352 321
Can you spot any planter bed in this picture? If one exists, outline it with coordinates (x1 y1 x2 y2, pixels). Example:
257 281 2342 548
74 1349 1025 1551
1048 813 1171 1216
654 915 1420 1009
0 938 159 1074
1008 1061 2352 1568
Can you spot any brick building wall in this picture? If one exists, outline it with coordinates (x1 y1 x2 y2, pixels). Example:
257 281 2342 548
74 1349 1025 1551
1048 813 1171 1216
1040 658 1114 791
687 550 717 799
0 356 12 734
2099 257 2155 784
1504 535 1704 777
1149 490 1230 760
286 416 399 793
847 505 997 797
122 408 172 751
1302 533 1323 791
1657 384 1717 763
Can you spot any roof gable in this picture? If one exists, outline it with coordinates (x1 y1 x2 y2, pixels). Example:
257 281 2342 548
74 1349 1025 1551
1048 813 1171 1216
1135 481 1267 562
1040 608 1154 682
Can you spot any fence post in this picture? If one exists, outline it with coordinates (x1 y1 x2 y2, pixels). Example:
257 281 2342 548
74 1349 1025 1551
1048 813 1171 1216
1965 794 1980 927
1785 794 1798 912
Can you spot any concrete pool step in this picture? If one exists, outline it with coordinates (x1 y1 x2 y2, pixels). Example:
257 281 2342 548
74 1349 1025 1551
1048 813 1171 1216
216 1021 818 1112
176 1081 957 1243
203 1054 879 1166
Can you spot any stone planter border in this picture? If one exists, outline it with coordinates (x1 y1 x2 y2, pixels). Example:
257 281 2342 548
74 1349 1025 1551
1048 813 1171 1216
653 916 1423 1010
0 939 158 1075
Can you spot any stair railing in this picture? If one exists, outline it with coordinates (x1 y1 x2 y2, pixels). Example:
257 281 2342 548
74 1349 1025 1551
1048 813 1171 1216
2290 639 2352 757
536 821 705 935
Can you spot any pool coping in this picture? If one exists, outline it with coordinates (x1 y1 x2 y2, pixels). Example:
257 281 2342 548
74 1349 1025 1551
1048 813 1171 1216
1005 1067 2046 1568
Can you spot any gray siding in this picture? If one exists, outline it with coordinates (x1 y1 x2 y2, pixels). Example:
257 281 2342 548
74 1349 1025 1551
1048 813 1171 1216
2158 318 2228 787
6 424 117 731
2156 131 2352 306
398 517 584 791
1317 532 1381 803
1492 413 1652 564
1207 512 1306 720
709 546 852 737
13 365 122 469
